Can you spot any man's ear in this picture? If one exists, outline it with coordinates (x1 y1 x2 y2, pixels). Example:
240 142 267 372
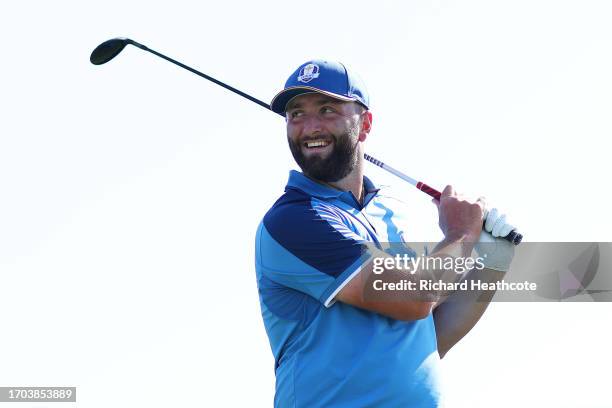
358 111 373 142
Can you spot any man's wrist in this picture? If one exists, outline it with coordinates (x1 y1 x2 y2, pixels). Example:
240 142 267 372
437 234 478 258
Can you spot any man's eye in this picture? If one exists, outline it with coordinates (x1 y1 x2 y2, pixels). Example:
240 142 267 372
290 111 303 119
321 107 335 114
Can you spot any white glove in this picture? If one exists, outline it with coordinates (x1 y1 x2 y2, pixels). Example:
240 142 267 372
474 208 516 272
484 208 515 238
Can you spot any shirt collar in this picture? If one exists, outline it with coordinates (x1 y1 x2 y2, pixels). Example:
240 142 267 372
285 170 380 208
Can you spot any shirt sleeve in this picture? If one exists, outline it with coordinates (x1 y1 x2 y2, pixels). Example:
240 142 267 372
256 197 373 307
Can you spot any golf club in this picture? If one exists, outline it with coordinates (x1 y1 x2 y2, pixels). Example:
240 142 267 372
90 37 523 245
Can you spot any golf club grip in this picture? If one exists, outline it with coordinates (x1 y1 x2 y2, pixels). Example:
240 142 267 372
416 182 522 245
416 182 441 200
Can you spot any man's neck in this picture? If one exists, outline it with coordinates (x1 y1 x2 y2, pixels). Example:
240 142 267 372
308 163 365 204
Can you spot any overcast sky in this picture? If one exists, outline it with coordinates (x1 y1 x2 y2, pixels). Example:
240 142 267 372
1 0 611 406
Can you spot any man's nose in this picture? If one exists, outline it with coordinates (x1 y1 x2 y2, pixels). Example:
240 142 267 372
302 115 323 136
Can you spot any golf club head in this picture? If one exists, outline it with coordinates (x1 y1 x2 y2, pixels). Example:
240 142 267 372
90 38 132 65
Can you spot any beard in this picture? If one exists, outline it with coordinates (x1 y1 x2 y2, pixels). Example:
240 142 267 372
288 130 360 183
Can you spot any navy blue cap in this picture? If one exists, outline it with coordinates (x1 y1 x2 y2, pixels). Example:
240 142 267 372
270 60 369 114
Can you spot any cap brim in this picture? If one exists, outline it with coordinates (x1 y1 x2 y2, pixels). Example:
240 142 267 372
270 86 356 114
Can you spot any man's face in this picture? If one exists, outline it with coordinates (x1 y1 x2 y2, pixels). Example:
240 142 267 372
285 93 368 182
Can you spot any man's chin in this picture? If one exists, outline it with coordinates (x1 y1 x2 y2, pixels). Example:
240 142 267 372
302 160 348 182
302 158 330 174
290 139 357 182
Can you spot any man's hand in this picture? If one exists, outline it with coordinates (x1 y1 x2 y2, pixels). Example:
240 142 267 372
475 208 516 272
434 185 485 245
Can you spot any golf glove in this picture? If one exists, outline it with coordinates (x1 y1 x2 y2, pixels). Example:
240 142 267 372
474 208 516 272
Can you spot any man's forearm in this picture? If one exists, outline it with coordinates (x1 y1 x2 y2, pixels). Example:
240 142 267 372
432 267 505 358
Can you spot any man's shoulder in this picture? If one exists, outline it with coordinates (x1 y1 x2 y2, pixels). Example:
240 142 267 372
260 188 355 247
263 188 351 227
263 188 311 222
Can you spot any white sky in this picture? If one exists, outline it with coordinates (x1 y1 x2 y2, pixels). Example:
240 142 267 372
1 0 611 406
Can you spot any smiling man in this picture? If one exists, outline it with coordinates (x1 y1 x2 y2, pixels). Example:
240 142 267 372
254 60 516 407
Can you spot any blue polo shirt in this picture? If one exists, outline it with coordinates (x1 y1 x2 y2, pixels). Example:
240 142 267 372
255 171 440 407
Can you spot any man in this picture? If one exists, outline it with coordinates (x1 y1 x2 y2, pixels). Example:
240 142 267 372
255 60 516 407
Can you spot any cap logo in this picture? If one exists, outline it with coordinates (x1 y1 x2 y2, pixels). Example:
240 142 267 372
297 63 320 83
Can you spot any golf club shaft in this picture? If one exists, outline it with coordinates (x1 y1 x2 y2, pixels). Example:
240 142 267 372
363 154 440 199
126 39 271 111
93 38 523 245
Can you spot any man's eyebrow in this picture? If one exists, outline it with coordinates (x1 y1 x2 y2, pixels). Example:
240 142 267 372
314 97 343 106
286 97 343 111
286 101 302 110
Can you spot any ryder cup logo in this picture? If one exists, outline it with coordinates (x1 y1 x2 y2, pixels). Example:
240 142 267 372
297 63 320 83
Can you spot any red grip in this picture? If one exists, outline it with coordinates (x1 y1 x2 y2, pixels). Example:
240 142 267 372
416 182 442 200
417 181 523 245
